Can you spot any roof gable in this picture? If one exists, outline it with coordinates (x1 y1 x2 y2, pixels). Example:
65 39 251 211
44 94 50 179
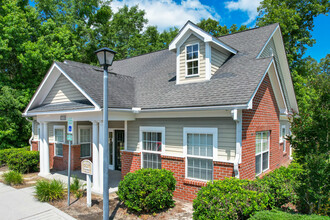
169 21 237 54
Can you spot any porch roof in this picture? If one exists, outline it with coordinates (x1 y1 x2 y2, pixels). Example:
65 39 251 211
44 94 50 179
28 101 94 113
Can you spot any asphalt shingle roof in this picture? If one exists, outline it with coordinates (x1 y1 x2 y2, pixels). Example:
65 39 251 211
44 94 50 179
30 23 278 112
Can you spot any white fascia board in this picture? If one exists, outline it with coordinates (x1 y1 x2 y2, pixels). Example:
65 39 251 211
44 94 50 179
139 104 249 112
247 59 274 108
256 24 279 58
23 108 100 117
23 63 58 115
169 22 237 54
272 60 288 111
54 63 100 110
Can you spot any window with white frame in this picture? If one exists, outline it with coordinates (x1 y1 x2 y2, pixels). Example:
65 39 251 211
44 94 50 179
280 125 286 152
37 125 40 140
255 131 269 175
54 126 65 157
184 128 217 181
140 127 165 169
186 44 199 76
79 126 91 158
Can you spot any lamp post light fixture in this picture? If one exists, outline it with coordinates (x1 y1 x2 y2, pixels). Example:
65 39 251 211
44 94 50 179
95 47 116 220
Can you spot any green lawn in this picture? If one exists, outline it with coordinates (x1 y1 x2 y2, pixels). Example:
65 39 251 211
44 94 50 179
250 210 330 220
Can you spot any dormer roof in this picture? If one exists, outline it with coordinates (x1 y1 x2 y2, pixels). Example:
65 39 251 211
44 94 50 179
169 21 237 54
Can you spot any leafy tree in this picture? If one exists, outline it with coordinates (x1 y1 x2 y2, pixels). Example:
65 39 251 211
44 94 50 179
0 87 30 149
289 54 330 214
197 18 248 37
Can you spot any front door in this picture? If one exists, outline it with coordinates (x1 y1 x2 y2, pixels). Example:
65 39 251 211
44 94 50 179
108 129 125 170
115 130 124 170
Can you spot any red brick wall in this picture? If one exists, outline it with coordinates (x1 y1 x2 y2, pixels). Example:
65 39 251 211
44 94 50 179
121 153 234 202
240 74 289 179
31 141 92 171
120 151 141 179
31 140 38 151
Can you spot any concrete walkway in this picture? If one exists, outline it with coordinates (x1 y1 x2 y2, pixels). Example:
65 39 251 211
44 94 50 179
0 183 75 220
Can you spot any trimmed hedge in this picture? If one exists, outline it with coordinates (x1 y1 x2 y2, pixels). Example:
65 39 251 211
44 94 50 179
117 168 176 213
7 149 39 173
254 163 302 208
193 178 271 220
0 148 26 166
250 210 330 220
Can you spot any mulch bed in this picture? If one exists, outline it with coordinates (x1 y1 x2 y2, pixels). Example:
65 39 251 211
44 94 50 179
50 192 193 220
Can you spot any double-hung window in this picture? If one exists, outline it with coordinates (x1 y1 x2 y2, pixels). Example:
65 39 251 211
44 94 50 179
280 125 286 152
54 126 65 157
186 44 199 76
255 131 269 175
184 128 217 181
140 127 165 169
79 126 91 158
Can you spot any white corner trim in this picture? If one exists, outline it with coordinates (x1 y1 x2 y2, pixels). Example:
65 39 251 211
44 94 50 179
256 25 279 58
272 58 288 111
205 42 211 80
176 47 180 84
54 63 100 110
247 59 274 109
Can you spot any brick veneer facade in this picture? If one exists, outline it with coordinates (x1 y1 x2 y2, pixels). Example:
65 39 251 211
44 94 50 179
120 73 291 202
31 141 92 171
240 74 291 179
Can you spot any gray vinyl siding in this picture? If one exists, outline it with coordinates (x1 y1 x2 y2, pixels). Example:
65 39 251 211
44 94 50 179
211 47 230 74
33 121 40 140
259 38 291 110
179 34 206 83
127 118 236 162
43 74 87 104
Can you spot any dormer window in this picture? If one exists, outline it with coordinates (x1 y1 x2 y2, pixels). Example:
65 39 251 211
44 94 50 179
186 44 199 76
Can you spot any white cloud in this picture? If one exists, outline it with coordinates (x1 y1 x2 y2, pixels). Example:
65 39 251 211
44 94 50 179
224 0 262 25
109 0 220 31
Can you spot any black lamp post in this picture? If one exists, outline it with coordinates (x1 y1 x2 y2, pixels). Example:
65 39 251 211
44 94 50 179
95 47 116 220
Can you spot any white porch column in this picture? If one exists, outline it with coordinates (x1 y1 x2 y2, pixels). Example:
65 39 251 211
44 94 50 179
92 121 100 193
124 120 128 150
38 122 44 176
98 121 104 193
43 122 50 175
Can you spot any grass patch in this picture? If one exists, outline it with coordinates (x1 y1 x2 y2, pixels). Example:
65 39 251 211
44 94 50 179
250 210 330 220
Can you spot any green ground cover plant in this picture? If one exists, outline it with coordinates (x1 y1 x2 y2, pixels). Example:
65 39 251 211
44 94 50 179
35 179 64 202
2 170 24 185
117 168 176 213
250 209 330 220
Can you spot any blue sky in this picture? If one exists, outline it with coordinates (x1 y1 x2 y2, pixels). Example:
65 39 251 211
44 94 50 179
109 0 329 61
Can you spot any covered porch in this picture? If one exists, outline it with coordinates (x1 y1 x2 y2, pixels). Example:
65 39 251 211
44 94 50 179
35 111 133 194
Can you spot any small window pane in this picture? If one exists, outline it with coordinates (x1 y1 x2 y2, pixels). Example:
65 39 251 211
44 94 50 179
262 152 269 170
193 44 198 51
187 158 212 180
255 154 261 174
81 143 91 157
187 46 192 53
143 152 161 169
262 133 268 151
56 143 63 156
55 129 64 143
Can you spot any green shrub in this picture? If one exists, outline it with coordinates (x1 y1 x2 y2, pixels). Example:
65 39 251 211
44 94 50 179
254 164 302 208
70 176 84 199
0 148 26 166
35 179 64 202
250 209 330 220
2 170 24 185
193 178 270 220
7 150 39 173
117 168 176 213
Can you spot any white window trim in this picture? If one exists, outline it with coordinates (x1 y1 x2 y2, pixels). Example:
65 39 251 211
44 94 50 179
54 125 65 157
78 125 92 158
139 126 166 168
255 131 270 176
183 127 218 182
280 125 286 152
185 43 200 78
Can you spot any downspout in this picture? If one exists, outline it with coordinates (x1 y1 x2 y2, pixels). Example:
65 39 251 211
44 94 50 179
231 109 242 178
25 117 34 151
